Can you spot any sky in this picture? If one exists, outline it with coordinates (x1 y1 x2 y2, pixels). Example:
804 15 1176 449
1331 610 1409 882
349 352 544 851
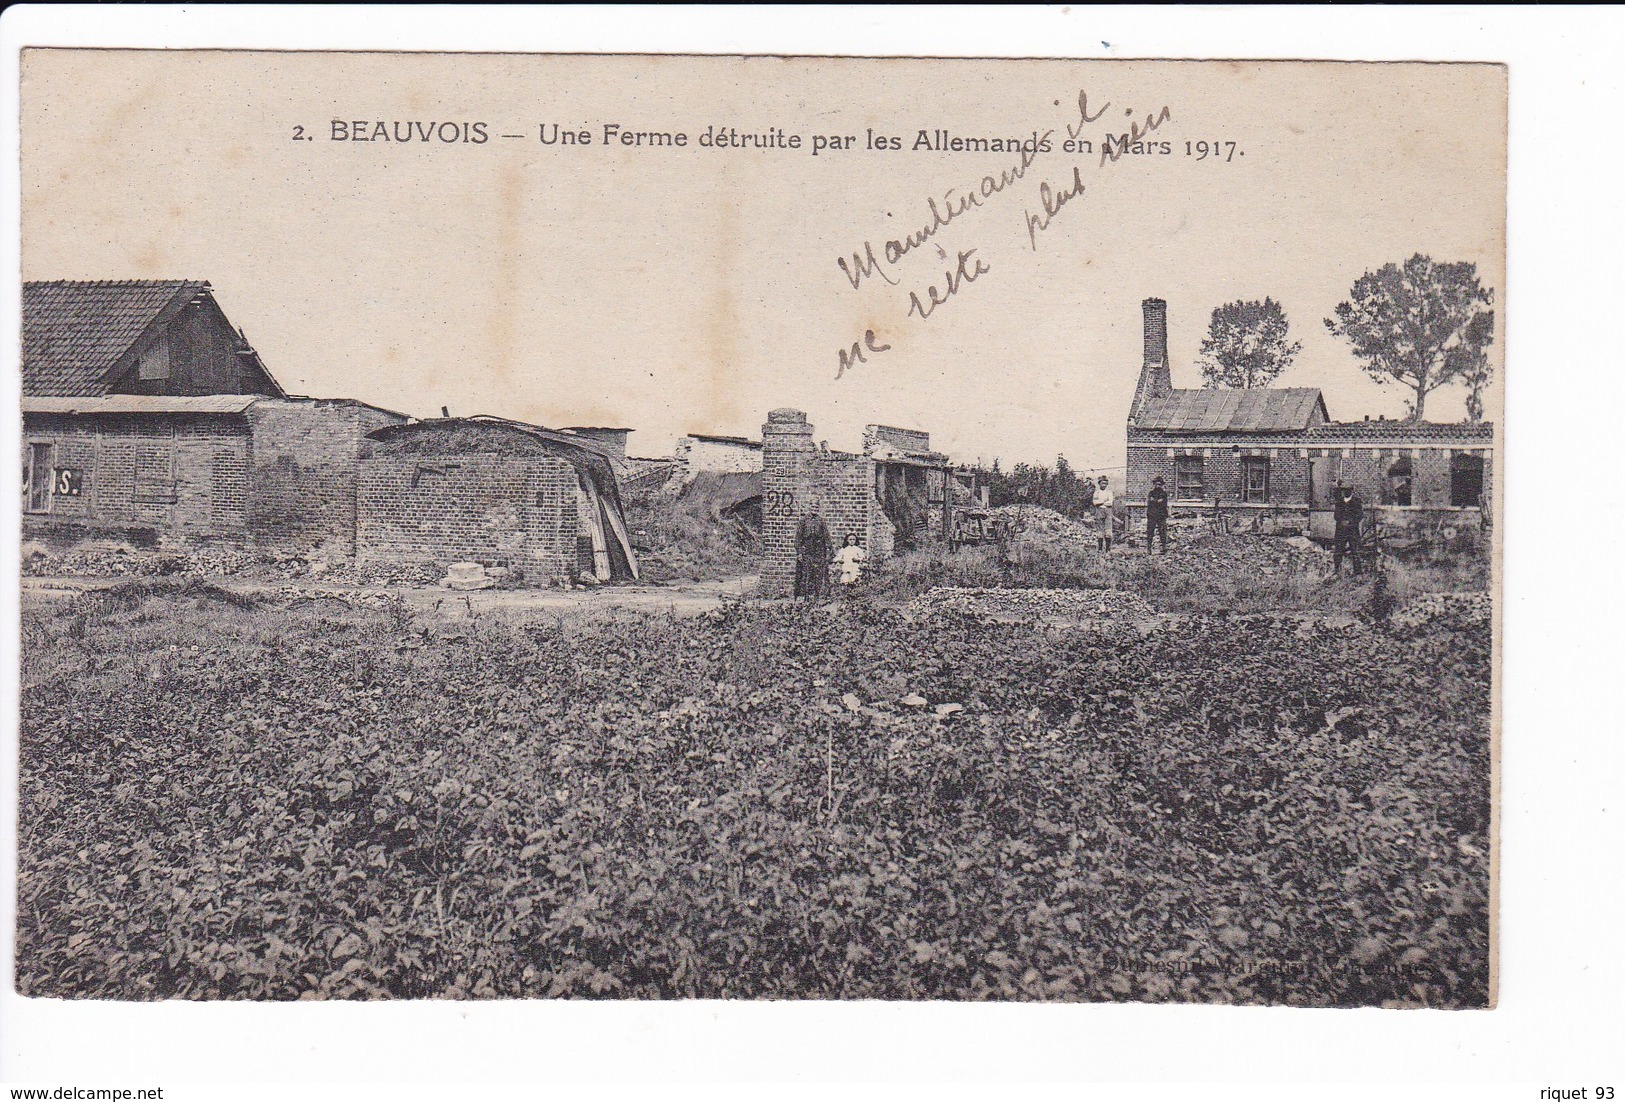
20 52 1505 470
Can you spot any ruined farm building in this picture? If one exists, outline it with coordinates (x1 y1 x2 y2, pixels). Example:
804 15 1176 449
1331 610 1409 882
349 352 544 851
21 279 407 554
1124 297 1494 538
674 433 764 479
357 416 639 584
760 410 968 597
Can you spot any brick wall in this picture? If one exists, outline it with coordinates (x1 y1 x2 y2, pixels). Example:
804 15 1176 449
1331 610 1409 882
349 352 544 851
863 425 931 454
675 436 763 478
22 413 252 545
1128 443 1312 506
248 400 407 556
356 455 580 580
1128 436 1493 519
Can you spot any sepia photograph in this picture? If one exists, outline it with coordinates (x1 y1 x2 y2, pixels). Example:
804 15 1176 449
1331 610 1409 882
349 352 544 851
8 48 1507 1011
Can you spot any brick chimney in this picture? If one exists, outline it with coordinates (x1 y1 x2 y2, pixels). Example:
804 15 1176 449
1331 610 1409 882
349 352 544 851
1130 297 1173 422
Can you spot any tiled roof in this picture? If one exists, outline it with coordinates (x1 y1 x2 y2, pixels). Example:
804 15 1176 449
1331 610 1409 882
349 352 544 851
1134 387 1327 432
22 394 260 416
1310 419 1494 441
22 279 210 397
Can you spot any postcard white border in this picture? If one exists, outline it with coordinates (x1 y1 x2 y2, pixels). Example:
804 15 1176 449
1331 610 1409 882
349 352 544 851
1 3 1621 1089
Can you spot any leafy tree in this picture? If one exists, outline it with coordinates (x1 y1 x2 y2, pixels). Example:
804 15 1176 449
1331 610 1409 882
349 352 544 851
1198 298 1302 389
1455 311 1497 422
974 457 1096 518
1324 254 1495 421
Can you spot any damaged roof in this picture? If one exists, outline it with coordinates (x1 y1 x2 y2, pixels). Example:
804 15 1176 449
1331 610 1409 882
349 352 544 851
24 279 208 396
1134 388 1328 433
22 394 261 416
1311 419 1494 441
22 279 282 398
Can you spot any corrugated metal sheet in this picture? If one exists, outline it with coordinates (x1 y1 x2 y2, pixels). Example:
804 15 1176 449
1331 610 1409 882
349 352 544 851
1136 387 1325 432
22 394 260 415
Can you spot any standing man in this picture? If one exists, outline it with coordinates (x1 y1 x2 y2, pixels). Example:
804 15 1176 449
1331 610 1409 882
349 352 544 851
794 510 833 600
1333 483 1364 575
1093 475 1115 553
1146 476 1170 554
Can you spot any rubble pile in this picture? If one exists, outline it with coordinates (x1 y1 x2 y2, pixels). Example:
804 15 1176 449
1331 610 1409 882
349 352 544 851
1168 533 1332 578
23 546 191 578
917 586 1156 621
987 505 1095 548
23 544 447 589
275 585 405 610
342 560 445 588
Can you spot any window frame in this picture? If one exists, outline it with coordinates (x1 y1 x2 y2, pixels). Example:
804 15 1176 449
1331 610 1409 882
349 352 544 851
25 441 54 514
136 336 171 382
1173 454 1206 502
1241 456 1270 503
1449 453 1485 508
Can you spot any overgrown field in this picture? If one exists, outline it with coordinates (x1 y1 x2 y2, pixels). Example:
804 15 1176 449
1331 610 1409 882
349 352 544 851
16 587 1491 1005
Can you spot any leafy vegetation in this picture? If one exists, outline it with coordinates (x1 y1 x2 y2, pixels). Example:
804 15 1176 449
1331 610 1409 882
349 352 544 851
1324 254 1496 421
973 455 1101 519
17 587 1490 1005
1198 297 1303 390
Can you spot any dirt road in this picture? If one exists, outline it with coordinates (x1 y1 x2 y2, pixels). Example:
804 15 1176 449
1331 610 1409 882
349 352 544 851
21 574 760 617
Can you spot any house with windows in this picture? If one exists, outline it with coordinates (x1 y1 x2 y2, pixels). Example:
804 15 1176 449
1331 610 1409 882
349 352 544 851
21 279 407 553
1124 297 1493 539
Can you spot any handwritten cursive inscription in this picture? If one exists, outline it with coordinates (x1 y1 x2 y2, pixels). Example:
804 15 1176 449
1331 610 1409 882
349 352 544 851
1099 105 1174 166
1023 165 1087 250
836 139 1049 293
906 249 990 321
835 328 893 379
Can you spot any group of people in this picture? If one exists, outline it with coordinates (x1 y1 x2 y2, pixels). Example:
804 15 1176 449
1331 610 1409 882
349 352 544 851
1086 473 1167 556
792 513 869 600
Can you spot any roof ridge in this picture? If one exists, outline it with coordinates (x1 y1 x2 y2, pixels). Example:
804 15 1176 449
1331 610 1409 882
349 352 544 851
24 278 210 287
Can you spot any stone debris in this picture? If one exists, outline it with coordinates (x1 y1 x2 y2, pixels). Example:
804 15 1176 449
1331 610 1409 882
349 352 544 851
442 562 496 591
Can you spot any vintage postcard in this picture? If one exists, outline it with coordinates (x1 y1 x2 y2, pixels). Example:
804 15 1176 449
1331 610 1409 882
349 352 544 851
14 50 1502 1007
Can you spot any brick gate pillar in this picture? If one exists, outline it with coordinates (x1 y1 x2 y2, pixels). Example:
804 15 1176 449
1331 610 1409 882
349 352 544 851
761 408 815 597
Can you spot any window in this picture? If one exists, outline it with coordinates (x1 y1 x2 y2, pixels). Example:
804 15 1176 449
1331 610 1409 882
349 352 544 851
26 442 53 512
1174 455 1205 501
1386 457 1413 506
1450 453 1484 508
137 338 170 381
132 432 177 504
1242 456 1270 502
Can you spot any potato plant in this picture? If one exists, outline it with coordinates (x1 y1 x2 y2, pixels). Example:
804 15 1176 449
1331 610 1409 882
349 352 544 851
16 593 1490 1004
